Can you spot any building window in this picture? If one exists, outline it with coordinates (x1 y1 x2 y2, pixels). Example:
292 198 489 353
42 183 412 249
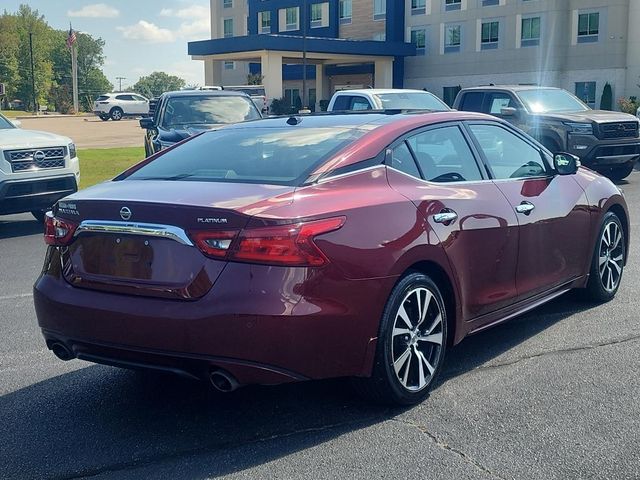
521 16 540 46
411 28 426 55
445 0 461 11
443 86 461 107
575 81 596 107
224 61 235 70
444 24 461 53
482 0 499 6
223 18 234 38
374 0 386 20
481 20 499 49
311 3 323 28
373 32 386 41
339 0 352 24
223 0 232 8
284 88 301 108
259 11 271 34
411 0 426 16
578 12 599 43
285 7 299 31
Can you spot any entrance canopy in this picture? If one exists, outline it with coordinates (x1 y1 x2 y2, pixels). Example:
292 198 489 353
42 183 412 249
188 35 416 104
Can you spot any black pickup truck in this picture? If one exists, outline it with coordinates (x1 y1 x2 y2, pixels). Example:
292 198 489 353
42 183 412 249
453 86 640 180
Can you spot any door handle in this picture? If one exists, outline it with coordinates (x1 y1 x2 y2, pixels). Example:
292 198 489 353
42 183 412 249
515 201 535 215
433 209 458 224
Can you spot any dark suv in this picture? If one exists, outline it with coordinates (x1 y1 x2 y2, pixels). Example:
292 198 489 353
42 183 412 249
140 90 262 157
453 86 640 180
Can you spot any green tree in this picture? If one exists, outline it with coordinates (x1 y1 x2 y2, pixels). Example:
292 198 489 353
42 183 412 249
132 72 185 99
0 14 20 109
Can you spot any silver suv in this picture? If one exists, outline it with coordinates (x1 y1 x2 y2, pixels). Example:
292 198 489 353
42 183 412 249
93 93 149 121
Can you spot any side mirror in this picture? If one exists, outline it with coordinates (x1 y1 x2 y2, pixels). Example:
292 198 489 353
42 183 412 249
554 153 580 175
139 117 154 129
11 119 21 128
500 107 518 117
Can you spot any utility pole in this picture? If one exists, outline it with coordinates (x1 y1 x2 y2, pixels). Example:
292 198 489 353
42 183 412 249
301 0 308 112
29 32 37 113
116 77 126 92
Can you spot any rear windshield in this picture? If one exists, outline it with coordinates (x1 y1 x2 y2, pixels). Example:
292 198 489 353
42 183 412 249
516 89 590 113
161 96 260 127
377 92 450 111
125 127 368 186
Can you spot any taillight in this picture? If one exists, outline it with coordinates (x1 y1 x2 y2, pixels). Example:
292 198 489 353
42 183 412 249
191 217 345 266
44 211 78 246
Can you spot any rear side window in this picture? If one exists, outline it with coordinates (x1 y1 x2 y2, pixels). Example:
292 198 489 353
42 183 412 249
332 96 354 111
407 126 483 182
96 95 110 101
125 127 368 186
391 142 421 178
351 97 372 110
115 94 134 101
459 92 484 112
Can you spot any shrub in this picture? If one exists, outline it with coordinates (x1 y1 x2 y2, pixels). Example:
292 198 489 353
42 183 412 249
617 96 639 114
600 83 613 110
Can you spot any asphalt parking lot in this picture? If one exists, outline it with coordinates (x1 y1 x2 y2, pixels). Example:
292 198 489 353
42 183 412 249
1 170 639 480
18 116 143 149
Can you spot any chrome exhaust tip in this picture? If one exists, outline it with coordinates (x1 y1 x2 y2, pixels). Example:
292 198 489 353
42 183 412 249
209 369 240 393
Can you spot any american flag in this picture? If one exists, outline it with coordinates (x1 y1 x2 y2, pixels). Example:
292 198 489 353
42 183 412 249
66 24 77 49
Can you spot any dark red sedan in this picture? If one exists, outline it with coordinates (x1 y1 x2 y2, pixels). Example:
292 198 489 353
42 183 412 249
34 112 629 405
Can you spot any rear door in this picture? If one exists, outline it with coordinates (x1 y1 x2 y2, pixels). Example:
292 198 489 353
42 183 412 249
385 122 520 320
465 121 591 299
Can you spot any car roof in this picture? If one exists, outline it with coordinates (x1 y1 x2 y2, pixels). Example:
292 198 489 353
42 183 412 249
460 85 562 92
161 90 250 98
334 89 433 95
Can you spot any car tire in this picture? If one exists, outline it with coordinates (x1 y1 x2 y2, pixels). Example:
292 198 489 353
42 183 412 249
31 210 46 223
584 212 625 303
110 107 123 121
352 272 448 405
604 163 635 181
99 114 110 121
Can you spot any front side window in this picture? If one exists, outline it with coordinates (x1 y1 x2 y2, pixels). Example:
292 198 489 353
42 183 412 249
411 29 426 55
339 0 352 23
411 0 426 15
469 124 547 179
486 92 516 114
407 126 483 183
223 18 234 37
126 127 368 186
160 96 260 128
481 21 499 49
374 0 386 20
259 11 271 33
445 24 461 53
521 16 541 46
577 12 599 43
445 0 462 11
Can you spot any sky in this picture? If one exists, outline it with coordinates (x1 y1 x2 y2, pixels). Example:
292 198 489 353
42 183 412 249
4 0 212 90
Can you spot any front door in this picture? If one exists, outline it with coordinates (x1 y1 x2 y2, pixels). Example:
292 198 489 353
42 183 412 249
466 122 591 299
385 123 520 321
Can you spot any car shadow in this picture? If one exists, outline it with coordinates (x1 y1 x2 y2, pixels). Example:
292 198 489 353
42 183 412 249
0 293 592 479
0 215 43 239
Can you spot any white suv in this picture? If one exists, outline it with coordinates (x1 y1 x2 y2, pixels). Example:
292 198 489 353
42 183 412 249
93 93 149 121
0 113 80 221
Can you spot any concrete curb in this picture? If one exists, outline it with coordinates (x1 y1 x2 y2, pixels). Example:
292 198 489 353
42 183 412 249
14 114 93 119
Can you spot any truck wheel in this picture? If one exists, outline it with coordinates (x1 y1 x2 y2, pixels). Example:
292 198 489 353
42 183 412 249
110 107 123 121
605 164 635 181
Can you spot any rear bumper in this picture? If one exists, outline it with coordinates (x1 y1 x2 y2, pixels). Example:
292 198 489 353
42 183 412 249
34 249 392 385
0 174 77 215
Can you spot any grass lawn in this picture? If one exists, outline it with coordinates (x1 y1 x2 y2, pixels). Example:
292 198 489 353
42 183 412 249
78 146 145 189
0 110 27 118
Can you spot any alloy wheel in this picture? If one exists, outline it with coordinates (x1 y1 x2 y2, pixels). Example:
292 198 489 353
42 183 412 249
598 220 624 292
391 287 444 392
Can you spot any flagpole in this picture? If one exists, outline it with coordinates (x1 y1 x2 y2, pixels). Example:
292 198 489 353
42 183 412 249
72 42 79 113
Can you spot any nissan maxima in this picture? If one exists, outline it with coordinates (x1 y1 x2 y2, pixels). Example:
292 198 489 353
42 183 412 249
34 112 629 405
